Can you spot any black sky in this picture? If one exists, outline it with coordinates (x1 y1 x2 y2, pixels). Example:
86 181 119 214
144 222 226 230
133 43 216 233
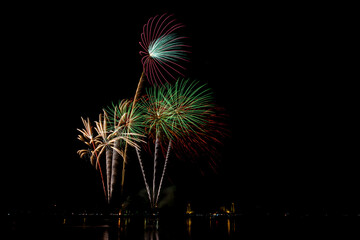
4 3 357 214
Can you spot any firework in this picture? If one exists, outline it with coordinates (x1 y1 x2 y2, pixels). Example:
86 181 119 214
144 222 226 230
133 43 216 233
93 112 114 203
139 85 174 207
165 79 215 138
75 13 228 209
105 100 145 200
171 107 229 175
77 117 107 199
105 99 144 140
76 108 145 204
155 140 172 205
120 13 190 200
135 146 152 205
139 79 217 207
142 79 214 141
139 13 190 85
95 110 145 203
141 85 173 140
156 79 217 206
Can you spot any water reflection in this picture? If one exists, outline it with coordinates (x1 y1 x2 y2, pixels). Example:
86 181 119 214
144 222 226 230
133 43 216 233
102 228 109 240
227 218 236 236
144 217 159 240
144 228 159 240
59 216 239 240
117 217 129 232
209 217 237 237
144 217 159 230
186 217 192 237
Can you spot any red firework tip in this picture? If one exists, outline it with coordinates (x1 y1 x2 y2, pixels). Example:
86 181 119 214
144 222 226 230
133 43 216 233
139 13 190 85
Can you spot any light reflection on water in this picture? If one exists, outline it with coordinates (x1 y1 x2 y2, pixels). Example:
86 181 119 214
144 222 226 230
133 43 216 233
97 227 160 240
8 216 240 240
79 217 238 240
10 215 350 239
144 228 159 240
102 228 109 240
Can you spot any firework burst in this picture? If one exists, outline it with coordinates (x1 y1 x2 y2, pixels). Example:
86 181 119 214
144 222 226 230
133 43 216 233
77 117 107 199
139 13 190 85
139 79 219 207
142 79 215 140
120 13 191 200
166 79 215 138
77 109 144 204
96 110 145 203
105 99 144 142
171 106 229 175
77 117 95 165
105 100 145 198
75 13 228 209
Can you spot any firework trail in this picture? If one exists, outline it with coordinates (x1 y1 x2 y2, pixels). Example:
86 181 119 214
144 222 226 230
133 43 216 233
107 101 128 202
77 117 107 199
94 112 113 203
77 109 143 204
121 13 190 198
107 103 124 202
155 140 172 205
75 13 228 210
121 79 145 195
140 79 216 207
140 85 173 207
135 146 152 205
152 132 160 208
155 79 215 206
105 100 145 202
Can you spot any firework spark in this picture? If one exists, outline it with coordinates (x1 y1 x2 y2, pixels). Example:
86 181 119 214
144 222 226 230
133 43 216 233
139 13 190 85
105 100 144 140
165 79 215 138
95 110 145 203
171 107 229 175
76 108 144 204
120 13 190 200
75 13 229 210
142 79 214 141
105 100 145 200
77 117 107 199
93 112 115 203
139 79 219 207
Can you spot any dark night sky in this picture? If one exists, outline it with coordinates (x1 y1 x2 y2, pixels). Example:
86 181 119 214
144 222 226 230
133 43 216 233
4 3 357 214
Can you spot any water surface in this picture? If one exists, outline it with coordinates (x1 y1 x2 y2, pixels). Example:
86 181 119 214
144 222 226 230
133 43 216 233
7 215 247 240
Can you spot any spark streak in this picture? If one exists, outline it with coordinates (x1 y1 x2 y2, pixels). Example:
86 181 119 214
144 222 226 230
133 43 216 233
139 13 190 85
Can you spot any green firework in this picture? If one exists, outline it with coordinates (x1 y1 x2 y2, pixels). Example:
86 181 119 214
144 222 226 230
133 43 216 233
141 79 214 141
105 99 145 146
166 79 214 138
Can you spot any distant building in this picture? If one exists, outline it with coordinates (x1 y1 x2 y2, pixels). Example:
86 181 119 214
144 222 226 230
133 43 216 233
220 206 226 213
186 203 194 215
230 202 235 213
